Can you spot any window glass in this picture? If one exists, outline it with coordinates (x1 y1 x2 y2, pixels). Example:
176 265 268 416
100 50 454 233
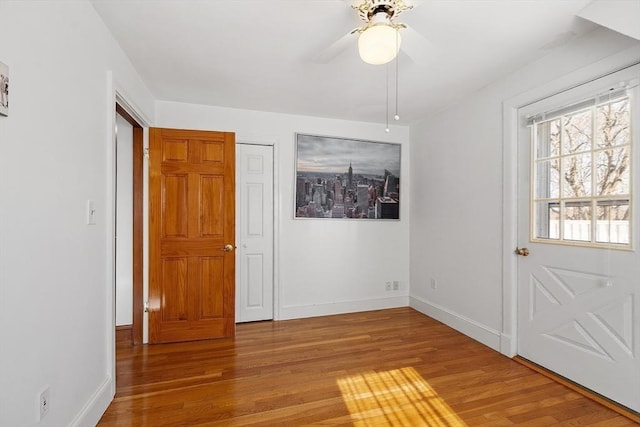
596 200 630 245
532 94 631 248
562 109 592 154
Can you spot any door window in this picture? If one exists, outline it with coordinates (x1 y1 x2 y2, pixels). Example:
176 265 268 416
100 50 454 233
530 91 632 248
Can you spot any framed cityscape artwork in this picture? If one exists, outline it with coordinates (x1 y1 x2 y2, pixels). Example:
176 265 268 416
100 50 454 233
294 133 401 220
0 61 8 117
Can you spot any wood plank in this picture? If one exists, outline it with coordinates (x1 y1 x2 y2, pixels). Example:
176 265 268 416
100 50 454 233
99 308 639 426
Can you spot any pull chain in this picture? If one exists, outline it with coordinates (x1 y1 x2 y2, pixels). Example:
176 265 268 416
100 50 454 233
394 29 400 121
385 62 390 133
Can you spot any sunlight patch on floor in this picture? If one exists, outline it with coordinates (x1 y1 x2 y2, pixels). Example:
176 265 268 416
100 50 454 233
337 367 467 426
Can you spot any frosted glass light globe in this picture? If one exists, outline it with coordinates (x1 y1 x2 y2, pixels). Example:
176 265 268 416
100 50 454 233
358 24 401 65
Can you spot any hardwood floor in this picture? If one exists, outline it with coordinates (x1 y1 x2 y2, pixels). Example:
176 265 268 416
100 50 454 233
99 308 638 426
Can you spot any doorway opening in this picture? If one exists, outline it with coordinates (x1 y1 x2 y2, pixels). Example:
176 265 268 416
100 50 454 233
115 103 144 345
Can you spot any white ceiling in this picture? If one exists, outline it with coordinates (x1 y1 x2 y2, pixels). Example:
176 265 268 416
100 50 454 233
91 0 599 125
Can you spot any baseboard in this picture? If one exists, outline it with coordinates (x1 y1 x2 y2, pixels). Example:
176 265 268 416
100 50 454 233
409 296 501 351
278 295 409 320
69 376 114 427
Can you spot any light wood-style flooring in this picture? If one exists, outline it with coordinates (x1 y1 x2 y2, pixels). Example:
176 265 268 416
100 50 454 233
98 308 638 426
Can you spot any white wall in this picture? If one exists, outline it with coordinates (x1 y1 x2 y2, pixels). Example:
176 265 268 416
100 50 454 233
155 103 411 320
0 1 154 426
115 114 133 326
409 27 640 350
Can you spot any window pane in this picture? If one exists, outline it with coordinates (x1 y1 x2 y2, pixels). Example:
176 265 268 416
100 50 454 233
535 159 559 199
596 147 630 196
536 119 560 158
563 110 592 154
597 98 630 148
534 201 560 240
564 201 591 241
563 154 592 197
596 200 630 244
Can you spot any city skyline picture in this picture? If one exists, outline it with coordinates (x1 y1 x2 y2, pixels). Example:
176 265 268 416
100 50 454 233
295 133 401 220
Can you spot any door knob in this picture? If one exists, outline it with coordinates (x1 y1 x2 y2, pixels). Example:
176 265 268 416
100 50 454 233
515 247 530 256
222 244 235 252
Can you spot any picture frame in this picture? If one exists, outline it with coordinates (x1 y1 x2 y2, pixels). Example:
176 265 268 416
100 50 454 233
0 61 8 117
294 133 401 220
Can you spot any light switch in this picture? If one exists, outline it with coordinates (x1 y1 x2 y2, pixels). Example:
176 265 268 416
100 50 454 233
87 199 96 225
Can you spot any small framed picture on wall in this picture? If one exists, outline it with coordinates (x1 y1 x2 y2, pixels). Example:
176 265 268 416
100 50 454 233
0 61 9 117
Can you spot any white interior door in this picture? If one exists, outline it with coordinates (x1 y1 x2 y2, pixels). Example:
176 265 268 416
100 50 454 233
236 144 274 323
517 66 640 412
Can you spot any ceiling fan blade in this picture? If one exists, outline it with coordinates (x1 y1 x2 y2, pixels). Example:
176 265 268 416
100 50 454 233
400 24 437 67
311 31 356 64
403 0 425 9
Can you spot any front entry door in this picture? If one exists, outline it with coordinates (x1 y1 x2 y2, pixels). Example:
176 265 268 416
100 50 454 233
149 128 236 343
516 66 640 412
236 144 274 322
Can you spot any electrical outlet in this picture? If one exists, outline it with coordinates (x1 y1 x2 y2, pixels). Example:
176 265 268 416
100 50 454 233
393 280 399 290
430 278 437 290
385 281 391 291
39 386 51 420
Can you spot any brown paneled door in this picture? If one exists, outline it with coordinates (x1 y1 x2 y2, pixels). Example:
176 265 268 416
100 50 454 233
149 128 236 343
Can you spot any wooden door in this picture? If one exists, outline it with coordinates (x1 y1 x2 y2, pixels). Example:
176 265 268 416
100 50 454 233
149 128 236 343
236 144 274 322
516 66 640 412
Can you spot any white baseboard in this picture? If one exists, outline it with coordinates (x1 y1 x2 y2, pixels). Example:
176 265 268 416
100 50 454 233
410 296 501 352
278 295 410 320
69 376 114 427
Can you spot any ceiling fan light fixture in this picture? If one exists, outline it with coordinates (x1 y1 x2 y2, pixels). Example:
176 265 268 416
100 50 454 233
357 14 401 65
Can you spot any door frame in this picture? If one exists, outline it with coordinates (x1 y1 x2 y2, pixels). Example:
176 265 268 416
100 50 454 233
106 81 151 401
500 51 640 357
115 103 144 345
236 137 280 320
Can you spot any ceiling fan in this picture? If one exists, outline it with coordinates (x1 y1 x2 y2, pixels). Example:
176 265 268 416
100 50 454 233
312 0 431 66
